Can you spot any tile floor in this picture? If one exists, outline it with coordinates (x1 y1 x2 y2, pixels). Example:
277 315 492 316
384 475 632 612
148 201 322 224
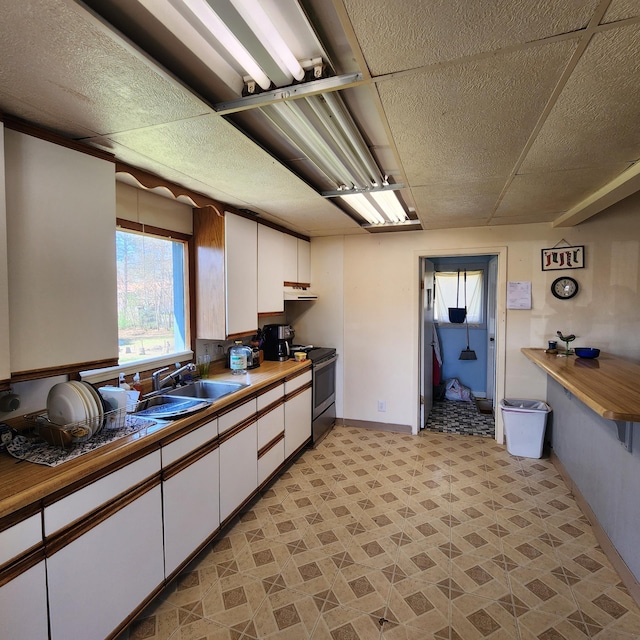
425 399 495 438
121 426 640 640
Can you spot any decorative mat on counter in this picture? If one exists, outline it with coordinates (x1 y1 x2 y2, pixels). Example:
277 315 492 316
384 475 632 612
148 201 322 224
6 415 156 467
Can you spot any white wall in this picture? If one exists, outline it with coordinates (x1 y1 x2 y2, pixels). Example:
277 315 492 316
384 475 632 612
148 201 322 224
305 194 640 434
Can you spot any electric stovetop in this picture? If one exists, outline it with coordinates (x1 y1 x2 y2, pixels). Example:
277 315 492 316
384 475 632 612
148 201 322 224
291 345 336 363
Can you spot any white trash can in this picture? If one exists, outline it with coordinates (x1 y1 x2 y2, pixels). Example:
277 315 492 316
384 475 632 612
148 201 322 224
500 399 551 458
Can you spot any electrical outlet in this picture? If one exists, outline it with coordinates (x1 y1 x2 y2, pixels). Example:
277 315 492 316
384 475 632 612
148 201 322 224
377 400 386 412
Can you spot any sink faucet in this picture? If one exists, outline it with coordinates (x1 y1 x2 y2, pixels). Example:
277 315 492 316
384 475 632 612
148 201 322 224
152 362 196 392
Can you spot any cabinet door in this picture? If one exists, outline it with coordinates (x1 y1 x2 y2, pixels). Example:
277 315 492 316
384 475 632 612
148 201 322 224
257 225 284 315
258 403 285 486
225 213 257 337
297 239 311 285
47 484 164 640
0 560 48 640
0 125 10 386
282 233 298 284
5 130 118 375
285 387 312 459
163 445 220 577
219 422 258 522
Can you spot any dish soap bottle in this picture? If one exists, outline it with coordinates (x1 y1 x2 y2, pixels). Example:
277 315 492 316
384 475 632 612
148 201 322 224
229 341 251 375
118 372 130 390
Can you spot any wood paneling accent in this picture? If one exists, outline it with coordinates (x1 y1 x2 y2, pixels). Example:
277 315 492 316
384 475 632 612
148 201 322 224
258 431 284 459
11 358 119 383
0 502 41 535
2 115 115 162
283 281 311 288
284 365 312 383
193 206 226 340
162 438 219 482
256 397 285 421
218 416 257 446
284 381 313 402
116 218 191 241
522 348 640 421
46 475 161 556
0 547 45 589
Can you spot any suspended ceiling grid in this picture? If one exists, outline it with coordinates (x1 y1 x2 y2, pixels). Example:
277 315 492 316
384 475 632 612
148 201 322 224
0 0 639 235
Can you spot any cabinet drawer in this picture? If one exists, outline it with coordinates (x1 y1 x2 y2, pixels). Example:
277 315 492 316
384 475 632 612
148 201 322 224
0 511 42 568
162 419 218 467
257 383 284 411
219 398 257 434
44 450 161 537
258 439 284 486
257 404 284 449
285 370 312 394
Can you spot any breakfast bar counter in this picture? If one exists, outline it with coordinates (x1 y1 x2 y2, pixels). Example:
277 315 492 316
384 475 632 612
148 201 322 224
521 347 640 422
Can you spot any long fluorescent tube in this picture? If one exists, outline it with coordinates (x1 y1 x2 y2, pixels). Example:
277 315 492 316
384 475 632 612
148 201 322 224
181 0 271 90
231 0 305 83
370 190 408 223
341 194 385 225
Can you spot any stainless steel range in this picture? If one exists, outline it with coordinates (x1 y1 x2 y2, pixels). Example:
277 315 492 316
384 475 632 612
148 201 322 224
291 346 337 445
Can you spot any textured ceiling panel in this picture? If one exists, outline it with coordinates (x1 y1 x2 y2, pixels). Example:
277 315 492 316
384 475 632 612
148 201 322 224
0 0 210 137
377 40 576 186
520 23 640 173
494 164 632 220
603 0 640 22
342 0 597 75
411 179 504 228
90 117 360 236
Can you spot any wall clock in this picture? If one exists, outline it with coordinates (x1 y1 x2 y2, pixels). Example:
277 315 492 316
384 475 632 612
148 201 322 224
551 276 579 300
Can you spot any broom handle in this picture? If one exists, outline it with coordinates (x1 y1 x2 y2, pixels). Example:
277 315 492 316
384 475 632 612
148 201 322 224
464 270 470 347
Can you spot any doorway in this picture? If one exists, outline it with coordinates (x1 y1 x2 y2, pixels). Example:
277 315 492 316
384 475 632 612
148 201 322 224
418 250 505 443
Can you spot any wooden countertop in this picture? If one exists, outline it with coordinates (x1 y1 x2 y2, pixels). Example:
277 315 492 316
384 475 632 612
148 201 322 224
0 359 311 520
521 348 640 422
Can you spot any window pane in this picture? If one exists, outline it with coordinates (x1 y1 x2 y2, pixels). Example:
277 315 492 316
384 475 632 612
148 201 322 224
116 230 188 364
434 270 483 324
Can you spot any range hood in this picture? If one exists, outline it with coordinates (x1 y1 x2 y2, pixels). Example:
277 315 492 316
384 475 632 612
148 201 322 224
284 286 318 301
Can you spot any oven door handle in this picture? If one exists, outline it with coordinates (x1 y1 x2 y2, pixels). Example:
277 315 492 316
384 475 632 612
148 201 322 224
313 354 337 372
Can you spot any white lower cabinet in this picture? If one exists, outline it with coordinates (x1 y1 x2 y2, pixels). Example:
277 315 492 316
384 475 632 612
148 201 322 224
220 421 258 522
163 443 220 577
0 560 48 640
257 403 285 486
285 387 312 458
47 484 164 640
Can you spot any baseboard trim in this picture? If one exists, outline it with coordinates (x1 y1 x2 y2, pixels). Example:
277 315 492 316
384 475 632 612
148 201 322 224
338 418 412 434
551 450 640 607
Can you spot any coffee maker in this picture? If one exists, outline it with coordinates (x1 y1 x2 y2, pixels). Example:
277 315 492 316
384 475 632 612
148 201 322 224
262 324 295 361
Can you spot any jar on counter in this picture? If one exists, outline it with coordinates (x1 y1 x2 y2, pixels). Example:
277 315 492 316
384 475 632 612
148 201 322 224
228 341 252 375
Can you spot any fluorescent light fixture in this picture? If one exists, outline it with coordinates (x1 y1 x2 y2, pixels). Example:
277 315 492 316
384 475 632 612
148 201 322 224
231 0 305 83
370 189 408 223
340 194 385 225
181 0 271 90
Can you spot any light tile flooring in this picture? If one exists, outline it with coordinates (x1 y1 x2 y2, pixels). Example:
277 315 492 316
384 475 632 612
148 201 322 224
121 426 640 640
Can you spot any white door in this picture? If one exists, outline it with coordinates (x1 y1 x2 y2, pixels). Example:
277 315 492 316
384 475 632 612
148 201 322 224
486 256 498 406
420 259 435 427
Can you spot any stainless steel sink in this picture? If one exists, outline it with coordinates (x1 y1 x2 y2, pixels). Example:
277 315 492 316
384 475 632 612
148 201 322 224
166 380 250 401
134 395 211 420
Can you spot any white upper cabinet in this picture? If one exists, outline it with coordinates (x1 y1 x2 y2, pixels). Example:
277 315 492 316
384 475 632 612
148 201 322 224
297 238 311 285
4 130 118 376
0 125 10 387
225 212 257 337
258 224 284 315
283 234 311 285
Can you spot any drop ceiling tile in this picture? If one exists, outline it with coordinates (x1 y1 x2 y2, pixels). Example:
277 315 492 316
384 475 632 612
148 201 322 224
411 179 504 226
342 0 598 75
603 0 640 22
0 0 210 137
377 40 576 185
520 23 640 172
493 164 632 220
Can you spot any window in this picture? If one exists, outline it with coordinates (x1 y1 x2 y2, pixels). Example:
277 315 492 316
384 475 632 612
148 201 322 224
434 270 484 324
116 228 189 364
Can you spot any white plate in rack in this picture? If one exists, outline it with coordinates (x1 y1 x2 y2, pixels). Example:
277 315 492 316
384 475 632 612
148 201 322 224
80 382 105 435
46 382 88 429
69 381 98 430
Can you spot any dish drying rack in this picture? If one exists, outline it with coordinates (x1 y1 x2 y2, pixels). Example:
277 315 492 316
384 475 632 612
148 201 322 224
23 405 130 448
